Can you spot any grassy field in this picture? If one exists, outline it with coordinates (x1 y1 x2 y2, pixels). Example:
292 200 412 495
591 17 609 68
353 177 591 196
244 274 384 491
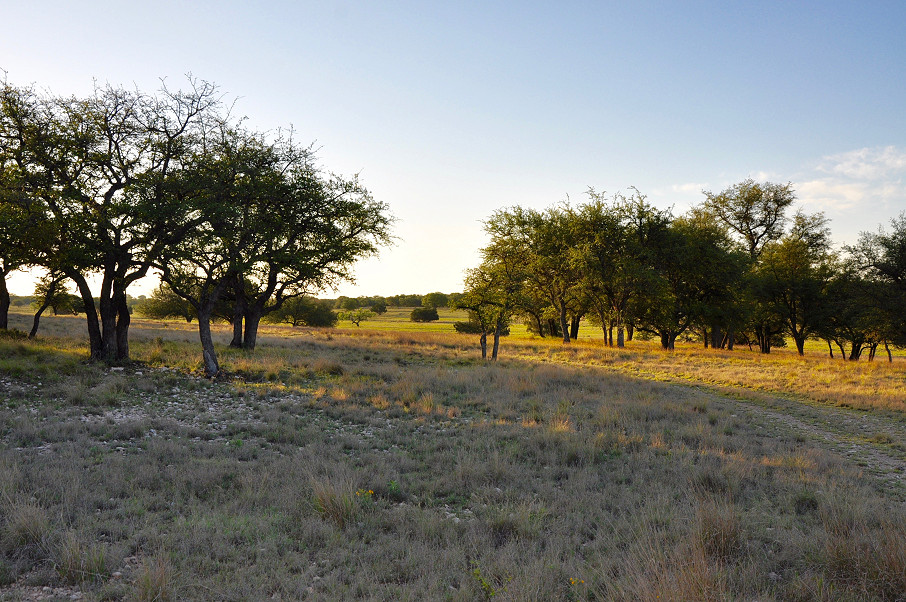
1 310 906 600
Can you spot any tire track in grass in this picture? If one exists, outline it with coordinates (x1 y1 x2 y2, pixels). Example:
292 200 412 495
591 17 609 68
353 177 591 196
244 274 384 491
668 380 906 498
526 350 906 496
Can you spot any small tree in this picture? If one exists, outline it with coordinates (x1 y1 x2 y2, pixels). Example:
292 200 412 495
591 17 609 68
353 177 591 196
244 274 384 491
136 285 197 322
410 306 439 322
340 308 374 327
29 272 82 338
370 301 387 314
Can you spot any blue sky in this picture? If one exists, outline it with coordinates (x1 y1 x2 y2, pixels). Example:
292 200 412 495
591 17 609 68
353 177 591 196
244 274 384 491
4 1 905 297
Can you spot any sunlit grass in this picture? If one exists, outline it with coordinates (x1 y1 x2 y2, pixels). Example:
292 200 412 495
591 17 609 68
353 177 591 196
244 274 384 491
2 310 906 599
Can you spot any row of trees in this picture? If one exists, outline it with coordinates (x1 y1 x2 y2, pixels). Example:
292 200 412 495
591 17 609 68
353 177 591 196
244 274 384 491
0 77 392 375
134 285 459 327
456 181 906 361
334 291 457 310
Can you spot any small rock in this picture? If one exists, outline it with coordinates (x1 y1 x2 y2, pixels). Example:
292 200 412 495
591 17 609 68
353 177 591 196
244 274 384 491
112 571 123 579
111 367 124 372
769 571 782 582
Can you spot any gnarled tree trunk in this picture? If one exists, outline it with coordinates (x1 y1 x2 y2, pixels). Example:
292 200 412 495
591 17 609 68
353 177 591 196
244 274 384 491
197 303 220 377
115 291 130 361
69 271 104 359
0 272 10 330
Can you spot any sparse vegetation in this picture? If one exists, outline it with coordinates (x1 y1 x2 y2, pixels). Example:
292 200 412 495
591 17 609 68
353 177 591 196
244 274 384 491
1 311 905 599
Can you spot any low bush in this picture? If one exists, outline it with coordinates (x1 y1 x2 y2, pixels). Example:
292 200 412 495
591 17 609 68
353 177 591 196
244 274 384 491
410 307 439 322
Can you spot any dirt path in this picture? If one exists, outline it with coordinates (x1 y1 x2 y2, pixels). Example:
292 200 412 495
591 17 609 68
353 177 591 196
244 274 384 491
670 380 906 498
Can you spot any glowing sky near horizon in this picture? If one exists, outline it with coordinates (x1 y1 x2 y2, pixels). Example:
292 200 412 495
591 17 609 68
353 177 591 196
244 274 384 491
3 1 905 297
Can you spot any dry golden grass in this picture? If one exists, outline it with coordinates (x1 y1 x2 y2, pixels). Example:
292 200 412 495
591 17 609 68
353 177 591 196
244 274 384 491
2 311 906 599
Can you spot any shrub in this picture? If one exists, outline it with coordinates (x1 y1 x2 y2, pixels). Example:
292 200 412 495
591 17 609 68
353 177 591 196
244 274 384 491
410 307 439 322
266 297 338 327
453 321 484 334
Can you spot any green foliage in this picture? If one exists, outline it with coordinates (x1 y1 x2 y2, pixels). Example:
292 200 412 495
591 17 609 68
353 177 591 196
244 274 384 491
410 306 439 322
135 285 196 322
32 274 82 316
421 292 448 308
265 296 338 327
703 178 796 260
1 76 222 360
386 294 422 307
339 308 375 327
453 320 483 334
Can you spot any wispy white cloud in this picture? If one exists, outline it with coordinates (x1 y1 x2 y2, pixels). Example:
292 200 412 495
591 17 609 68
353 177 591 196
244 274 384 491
795 180 871 211
816 146 906 180
750 170 780 183
795 146 906 215
671 182 708 194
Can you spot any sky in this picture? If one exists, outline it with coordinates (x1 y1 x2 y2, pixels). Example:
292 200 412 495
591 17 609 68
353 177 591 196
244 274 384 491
3 1 906 298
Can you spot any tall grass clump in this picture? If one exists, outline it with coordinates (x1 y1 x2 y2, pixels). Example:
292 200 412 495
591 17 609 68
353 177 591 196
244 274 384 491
132 553 174 602
55 530 109 584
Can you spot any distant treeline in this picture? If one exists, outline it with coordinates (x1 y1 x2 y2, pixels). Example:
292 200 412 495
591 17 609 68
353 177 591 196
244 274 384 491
9 294 145 313
128 288 461 328
331 292 461 310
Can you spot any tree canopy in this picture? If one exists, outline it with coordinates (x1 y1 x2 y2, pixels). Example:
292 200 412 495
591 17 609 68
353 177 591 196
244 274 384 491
459 182 905 360
0 77 393 376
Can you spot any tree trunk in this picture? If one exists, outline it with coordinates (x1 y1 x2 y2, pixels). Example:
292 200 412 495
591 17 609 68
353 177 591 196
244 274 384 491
726 329 734 350
230 313 244 347
29 301 52 339
868 343 878 362
243 307 262 350
757 326 771 354
98 289 118 362
836 341 846 360
712 325 724 349
848 344 863 361
703 327 709 348
827 339 834 359
559 305 570 344
534 315 545 338
660 331 674 350
479 332 487 360
547 319 558 337
794 335 805 356
617 325 625 348
885 341 892 363
230 277 246 347
69 271 104 359
607 323 614 346
0 272 10 330
569 315 580 340
115 292 130 361
197 303 220 377
492 320 502 361
626 324 634 342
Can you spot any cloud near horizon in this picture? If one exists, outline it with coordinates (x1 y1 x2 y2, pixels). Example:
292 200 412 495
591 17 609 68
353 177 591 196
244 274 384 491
795 145 906 214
